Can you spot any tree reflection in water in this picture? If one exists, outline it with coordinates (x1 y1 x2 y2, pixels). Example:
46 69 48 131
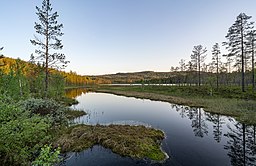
173 105 209 138
65 88 87 99
224 121 256 166
191 108 208 137
206 113 225 143
173 104 256 166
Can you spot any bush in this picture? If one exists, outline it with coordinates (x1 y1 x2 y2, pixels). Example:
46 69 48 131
0 102 50 165
32 145 61 166
19 98 68 126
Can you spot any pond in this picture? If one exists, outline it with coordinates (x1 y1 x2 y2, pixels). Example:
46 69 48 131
63 88 256 166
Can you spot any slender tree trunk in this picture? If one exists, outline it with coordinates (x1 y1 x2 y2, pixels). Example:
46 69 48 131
19 79 23 96
198 55 201 86
241 25 245 92
45 1 49 97
252 40 255 91
217 55 219 90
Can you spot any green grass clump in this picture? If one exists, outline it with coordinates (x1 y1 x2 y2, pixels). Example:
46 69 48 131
64 109 87 119
59 96 79 106
55 124 167 161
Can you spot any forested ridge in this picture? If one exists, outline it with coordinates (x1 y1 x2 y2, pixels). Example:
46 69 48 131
0 56 109 87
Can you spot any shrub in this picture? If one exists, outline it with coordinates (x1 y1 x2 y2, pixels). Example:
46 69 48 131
19 98 68 126
0 102 50 165
32 145 61 166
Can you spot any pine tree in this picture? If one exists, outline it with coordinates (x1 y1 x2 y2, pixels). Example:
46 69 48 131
223 13 254 92
212 43 221 89
0 47 4 59
179 59 186 72
246 30 256 90
30 0 68 97
191 45 207 86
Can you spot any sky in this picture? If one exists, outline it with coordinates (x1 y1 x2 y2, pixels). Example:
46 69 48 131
1 0 256 75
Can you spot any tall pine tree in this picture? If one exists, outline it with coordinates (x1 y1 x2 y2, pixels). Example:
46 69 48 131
31 0 68 97
212 43 221 89
246 30 256 90
223 13 254 92
191 45 207 86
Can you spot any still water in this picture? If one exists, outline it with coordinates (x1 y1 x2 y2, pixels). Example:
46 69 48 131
63 88 256 166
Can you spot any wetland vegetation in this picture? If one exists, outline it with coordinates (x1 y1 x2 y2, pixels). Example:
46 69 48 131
55 124 166 161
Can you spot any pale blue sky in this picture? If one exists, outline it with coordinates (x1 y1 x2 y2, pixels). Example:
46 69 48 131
1 0 256 75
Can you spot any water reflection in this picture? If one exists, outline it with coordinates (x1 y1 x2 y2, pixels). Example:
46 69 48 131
65 88 88 99
173 104 256 166
206 113 225 143
224 122 256 166
67 89 256 166
174 106 208 138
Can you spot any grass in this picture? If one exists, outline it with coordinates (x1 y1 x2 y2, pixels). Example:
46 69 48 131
64 109 87 120
59 96 79 106
55 124 167 161
92 85 256 125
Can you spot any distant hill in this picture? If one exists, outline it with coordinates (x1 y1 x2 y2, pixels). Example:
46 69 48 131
88 71 183 84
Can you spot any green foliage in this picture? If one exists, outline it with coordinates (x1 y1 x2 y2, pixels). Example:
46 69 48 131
29 71 45 98
29 71 66 100
32 145 61 166
0 100 51 165
48 73 65 100
0 60 30 101
19 98 68 126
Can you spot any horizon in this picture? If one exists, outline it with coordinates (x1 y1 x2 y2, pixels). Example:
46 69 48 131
1 0 256 75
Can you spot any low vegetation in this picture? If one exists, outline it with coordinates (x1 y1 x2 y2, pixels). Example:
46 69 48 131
59 96 79 106
0 95 52 165
55 124 167 161
64 109 87 120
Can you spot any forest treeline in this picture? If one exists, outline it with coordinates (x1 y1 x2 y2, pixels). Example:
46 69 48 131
0 56 109 97
168 13 256 92
95 13 256 94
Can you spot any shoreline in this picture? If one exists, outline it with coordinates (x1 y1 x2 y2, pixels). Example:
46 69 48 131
91 85 256 125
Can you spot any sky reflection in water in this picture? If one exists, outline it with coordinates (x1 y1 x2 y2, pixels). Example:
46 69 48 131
64 89 256 166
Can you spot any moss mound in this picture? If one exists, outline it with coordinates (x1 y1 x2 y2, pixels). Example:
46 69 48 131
55 124 167 161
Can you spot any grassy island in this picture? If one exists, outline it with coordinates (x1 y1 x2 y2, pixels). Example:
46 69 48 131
55 124 167 161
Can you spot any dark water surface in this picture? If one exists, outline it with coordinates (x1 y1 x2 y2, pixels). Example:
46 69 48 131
63 89 256 166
